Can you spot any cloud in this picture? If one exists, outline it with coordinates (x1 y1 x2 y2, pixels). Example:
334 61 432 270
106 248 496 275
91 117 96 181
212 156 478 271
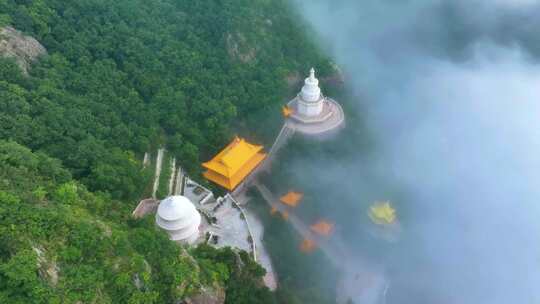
288 1 540 303
377 44 540 303
493 0 539 6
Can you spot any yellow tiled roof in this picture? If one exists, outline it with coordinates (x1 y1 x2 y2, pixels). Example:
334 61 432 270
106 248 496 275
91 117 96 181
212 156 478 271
369 201 396 225
202 137 267 190
310 220 333 236
280 191 303 207
202 137 263 177
282 106 293 117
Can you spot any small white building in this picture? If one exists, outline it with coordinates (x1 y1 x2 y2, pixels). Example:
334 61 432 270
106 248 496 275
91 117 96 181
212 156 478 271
297 68 324 117
156 195 201 244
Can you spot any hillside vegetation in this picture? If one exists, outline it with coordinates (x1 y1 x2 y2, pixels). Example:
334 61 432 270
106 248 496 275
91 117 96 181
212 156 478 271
0 0 330 200
0 141 273 303
0 0 332 303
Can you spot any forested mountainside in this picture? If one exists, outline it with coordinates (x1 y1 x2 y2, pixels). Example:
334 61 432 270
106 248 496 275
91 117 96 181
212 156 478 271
0 0 330 200
0 141 272 303
0 0 331 303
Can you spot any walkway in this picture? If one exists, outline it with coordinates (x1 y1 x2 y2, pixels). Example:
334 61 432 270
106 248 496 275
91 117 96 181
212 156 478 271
173 166 184 195
132 198 159 219
234 193 278 291
151 148 165 198
253 181 388 304
253 181 347 261
167 157 176 196
267 124 295 159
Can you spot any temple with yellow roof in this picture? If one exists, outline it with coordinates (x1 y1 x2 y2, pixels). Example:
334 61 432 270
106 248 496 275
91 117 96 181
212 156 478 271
369 201 396 225
202 137 267 191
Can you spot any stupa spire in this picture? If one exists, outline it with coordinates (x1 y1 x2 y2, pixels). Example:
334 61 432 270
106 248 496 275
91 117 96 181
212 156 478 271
309 67 315 80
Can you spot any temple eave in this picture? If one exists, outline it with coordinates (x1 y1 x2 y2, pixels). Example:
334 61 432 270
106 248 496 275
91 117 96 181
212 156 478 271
202 138 264 178
203 152 267 190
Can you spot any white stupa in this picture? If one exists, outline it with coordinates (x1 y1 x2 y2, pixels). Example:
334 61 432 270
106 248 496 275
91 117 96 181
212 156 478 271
286 67 345 135
297 68 324 117
156 195 201 244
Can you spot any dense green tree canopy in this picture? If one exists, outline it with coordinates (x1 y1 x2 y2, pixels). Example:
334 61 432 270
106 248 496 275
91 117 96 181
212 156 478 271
0 0 330 200
0 0 332 302
0 141 276 303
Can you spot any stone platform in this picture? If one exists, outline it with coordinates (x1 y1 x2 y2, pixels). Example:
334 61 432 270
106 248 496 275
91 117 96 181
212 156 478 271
287 97 345 135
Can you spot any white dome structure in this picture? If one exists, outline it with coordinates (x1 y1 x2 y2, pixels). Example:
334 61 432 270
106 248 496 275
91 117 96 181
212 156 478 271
156 195 201 244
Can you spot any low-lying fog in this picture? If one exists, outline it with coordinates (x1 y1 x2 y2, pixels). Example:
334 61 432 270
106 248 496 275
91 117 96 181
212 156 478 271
288 0 540 303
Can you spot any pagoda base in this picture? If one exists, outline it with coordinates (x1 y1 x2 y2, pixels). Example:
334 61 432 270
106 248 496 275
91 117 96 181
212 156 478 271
287 97 345 136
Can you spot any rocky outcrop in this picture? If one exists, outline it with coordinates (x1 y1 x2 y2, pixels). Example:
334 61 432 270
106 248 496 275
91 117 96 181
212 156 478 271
133 259 152 291
286 71 301 89
0 26 47 74
182 284 225 304
32 246 59 286
226 32 256 64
